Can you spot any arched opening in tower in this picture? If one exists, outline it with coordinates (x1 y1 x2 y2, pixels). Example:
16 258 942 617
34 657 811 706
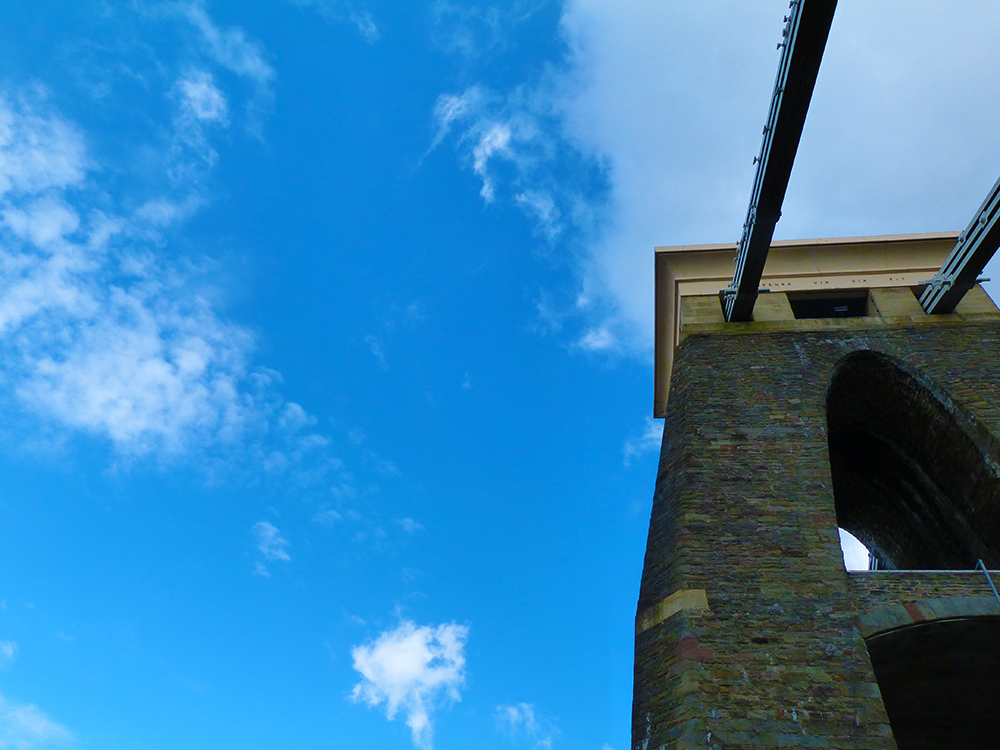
865 616 1000 749
826 350 1000 570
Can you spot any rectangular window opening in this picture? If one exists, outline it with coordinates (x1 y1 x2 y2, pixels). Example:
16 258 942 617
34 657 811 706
787 290 869 319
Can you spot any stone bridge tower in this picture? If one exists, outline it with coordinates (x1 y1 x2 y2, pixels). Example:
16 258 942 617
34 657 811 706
634 232 1000 750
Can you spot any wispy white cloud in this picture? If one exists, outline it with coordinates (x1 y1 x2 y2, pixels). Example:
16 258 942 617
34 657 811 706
515 191 560 241
0 93 88 199
398 518 423 534
252 561 271 578
275 0 380 43
2 196 81 252
19 289 257 455
496 702 559 750
436 3 1000 354
277 402 312 432
0 693 74 749
0 642 16 669
169 69 229 182
471 123 511 203
432 1 503 59
576 325 615 353
0 92 262 458
351 620 468 750
313 508 342 527
176 70 228 124
174 1 275 136
430 85 567 221
178 3 274 90
431 1 545 60
622 417 662 467
350 10 380 43
252 520 291 562
430 87 484 153
0 87 357 489
364 334 388 369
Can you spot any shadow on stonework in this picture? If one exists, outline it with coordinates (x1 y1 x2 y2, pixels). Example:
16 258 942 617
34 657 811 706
827 349 1000 570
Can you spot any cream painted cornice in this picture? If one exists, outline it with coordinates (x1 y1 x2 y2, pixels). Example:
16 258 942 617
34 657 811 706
654 232 963 417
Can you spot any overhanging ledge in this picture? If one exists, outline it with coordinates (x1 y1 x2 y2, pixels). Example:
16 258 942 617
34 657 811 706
654 232 961 417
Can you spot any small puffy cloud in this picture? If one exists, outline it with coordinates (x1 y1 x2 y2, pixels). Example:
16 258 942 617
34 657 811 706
0 642 16 668
252 520 291 562
16 290 258 456
176 71 229 124
2 196 80 251
262 450 289 474
331 481 359 501
0 693 74 749
622 417 663 467
0 91 88 198
252 561 270 578
313 508 342 527
496 702 539 735
351 10 380 43
278 402 314 433
577 326 616 353
364 335 388 370
496 702 559 749
131 196 202 229
398 518 424 534
297 433 329 450
373 457 398 476
351 620 468 750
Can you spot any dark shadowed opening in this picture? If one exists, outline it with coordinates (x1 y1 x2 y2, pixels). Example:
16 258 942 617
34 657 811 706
826 350 1000 569
866 616 1000 749
788 290 869 319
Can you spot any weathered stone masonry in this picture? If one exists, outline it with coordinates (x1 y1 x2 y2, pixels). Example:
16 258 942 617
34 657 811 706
634 314 1000 750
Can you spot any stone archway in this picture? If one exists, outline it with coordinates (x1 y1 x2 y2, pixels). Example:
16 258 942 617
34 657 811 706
857 597 1000 749
827 350 1000 569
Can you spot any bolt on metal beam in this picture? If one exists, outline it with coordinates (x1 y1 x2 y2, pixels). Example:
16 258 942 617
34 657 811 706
919 174 1000 314
722 0 838 322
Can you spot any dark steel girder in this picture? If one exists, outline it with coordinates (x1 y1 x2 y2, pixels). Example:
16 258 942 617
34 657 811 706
722 0 838 322
919 174 1000 314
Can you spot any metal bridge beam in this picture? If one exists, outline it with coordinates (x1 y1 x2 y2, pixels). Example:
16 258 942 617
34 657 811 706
722 0 838 322
919 174 1000 314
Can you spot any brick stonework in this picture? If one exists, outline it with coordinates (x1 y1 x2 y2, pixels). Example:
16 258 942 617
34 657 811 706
634 318 1000 750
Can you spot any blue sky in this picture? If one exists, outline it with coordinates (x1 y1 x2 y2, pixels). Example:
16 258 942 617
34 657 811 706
2 2 1000 749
